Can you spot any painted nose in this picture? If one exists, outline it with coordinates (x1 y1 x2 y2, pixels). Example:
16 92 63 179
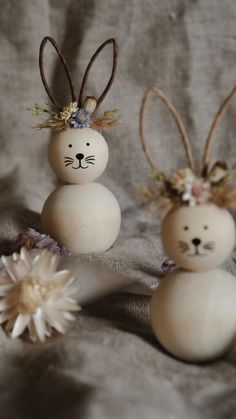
192 238 201 246
76 153 84 160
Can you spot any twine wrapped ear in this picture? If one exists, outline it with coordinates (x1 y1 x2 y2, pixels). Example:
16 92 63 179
78 38 118 111
39 36 76 108
140 87 195 175
202 86 236 176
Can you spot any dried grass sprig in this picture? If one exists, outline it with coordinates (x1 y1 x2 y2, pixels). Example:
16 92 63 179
138 186 173 212
27 103 53 116
91 109 121 131
34 119 69 131
212 184 236 209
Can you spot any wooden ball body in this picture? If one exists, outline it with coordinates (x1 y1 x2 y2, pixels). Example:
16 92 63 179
151 203 236 362
42 127 121 253
42 182 121 254
150 269 236 362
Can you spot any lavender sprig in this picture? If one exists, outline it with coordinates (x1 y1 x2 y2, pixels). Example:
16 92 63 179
11 228 71 256
161 258 177 273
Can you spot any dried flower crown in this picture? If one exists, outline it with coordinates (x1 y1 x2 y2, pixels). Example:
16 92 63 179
28 37 120 132
140 86 236 210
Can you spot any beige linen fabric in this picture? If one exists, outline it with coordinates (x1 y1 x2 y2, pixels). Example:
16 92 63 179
0 0 236 418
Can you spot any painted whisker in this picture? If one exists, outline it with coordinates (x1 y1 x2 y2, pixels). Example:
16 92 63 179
178 240 190 253
203 242 215 251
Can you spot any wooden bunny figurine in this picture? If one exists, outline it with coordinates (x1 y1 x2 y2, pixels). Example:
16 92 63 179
32 37 121 254
140 86 236 362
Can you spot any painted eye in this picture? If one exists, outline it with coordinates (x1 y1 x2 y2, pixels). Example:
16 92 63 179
204 225 208 230
68 144 72 148
86 142 90 146
184 226 189 231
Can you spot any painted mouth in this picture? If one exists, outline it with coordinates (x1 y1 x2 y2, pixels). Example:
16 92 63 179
187 250 207 257
72 163 89 170
64 155 95 170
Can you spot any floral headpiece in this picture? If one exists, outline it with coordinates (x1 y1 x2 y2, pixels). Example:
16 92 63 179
28 37 120 132
140 86 236 210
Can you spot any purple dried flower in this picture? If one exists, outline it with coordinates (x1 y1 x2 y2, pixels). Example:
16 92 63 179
161 258 177 273
70 108 91 129
11 228 71 256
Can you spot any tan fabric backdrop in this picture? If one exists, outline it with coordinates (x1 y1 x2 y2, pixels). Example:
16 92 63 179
0 0 236 418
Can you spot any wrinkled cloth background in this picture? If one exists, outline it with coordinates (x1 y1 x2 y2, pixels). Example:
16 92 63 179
0 0 236 418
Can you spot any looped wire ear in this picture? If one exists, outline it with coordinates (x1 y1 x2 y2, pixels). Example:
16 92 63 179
140 87 195 175
39 36 76 108
78 38 118 111
202 86 236 176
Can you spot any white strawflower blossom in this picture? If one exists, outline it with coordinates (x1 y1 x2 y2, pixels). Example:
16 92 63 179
0 248 80 342
182 177 211 206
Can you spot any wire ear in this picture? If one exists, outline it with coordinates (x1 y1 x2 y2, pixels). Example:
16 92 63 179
202 86 236 176
78 38 118 111
140 87 195 175
39 36 76 108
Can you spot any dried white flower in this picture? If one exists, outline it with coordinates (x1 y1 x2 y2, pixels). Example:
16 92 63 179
182 177 211 206
0 248 80 342
207 162 228 184
59 102 78 121
170 168 195 193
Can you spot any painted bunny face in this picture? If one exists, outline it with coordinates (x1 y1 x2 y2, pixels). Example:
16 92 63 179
161 204 235 271
48 127 109 184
